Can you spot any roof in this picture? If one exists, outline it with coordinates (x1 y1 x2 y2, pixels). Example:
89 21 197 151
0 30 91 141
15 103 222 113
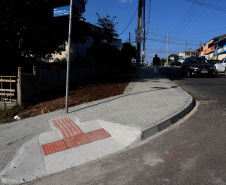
214 34 226 41
186 57 204 59
217 37 226 45
202 34 226 46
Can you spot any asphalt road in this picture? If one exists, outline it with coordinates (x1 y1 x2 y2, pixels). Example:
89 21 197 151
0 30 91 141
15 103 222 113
26 66 226 185
160 66 226 103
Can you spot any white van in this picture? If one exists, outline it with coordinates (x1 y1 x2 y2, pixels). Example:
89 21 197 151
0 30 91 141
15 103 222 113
178 58 185 63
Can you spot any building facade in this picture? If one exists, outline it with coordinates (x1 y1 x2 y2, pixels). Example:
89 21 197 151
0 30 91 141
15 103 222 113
178 51 198 58
50 23 122 63
196 34 226 60
215 37 226 60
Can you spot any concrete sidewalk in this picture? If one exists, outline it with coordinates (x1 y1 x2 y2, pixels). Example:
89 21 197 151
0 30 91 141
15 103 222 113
0 67 195 185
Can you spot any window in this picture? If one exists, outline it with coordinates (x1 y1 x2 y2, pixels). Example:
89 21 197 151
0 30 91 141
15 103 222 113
220 58 225 63
188 58 206 64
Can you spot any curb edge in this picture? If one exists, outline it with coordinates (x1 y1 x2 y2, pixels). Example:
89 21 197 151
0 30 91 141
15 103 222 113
142 98 196 139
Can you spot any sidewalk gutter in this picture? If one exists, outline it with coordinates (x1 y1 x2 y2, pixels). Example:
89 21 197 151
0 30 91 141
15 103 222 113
142 97 196 139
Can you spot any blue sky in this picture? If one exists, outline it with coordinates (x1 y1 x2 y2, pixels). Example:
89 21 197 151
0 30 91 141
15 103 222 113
83 0 226 64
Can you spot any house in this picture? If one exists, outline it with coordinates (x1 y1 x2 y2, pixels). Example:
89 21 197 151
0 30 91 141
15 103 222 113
49 22 122 63
214 37 226 60
178 51 198 58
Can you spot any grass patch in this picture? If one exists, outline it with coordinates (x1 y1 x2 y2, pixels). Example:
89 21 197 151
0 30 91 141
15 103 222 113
0 105 24 124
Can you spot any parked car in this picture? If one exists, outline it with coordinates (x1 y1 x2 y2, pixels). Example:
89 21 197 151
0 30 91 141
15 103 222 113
181 57 216 77
208 59 220 65
170 58 185 66
178 58 185 63
214 57 226 75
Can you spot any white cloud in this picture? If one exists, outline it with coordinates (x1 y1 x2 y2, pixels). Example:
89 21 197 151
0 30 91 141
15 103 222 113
119 0 133 3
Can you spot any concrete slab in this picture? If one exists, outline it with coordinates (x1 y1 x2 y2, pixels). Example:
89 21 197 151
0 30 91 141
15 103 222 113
45 137 124 175
77 120 102 133
97 120 142 147
0 136 47 185
38 130 63 145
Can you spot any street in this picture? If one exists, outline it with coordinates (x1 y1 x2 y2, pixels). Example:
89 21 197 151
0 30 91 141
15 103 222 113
26 66 226 185
1 0 226 184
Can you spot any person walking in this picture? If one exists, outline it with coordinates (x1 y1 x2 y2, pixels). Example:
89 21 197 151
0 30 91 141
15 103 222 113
152 54 161 73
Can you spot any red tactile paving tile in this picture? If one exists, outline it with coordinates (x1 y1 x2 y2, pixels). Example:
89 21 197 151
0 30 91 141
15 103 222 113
64 117 83 135
42 118 112 156
85 129 111 142
64 134 91 148
52 117 83 138
42 140 68 156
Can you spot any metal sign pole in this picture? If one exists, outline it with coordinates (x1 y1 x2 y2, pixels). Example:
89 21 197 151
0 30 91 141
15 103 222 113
66 0 73 113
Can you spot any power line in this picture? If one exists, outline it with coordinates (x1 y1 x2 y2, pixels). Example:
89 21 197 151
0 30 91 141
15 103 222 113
147 31 200 43
180 26 226 37
175 0 208 36
173 0 207 36
146 0 152 38
117 6 138 37
170 1 197 35
146 38 200 46
186 0 226 12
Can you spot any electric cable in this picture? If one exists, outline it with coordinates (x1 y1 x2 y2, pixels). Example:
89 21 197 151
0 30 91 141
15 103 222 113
173 0 206 36
180 26 226 37
146 38 200 46
176 0 208 36
170 1 196 36
148 31 200 43
117 6 138 38
146 0 152 38
191 0 226 9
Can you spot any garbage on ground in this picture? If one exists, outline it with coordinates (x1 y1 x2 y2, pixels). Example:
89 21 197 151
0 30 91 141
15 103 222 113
14 115 21 120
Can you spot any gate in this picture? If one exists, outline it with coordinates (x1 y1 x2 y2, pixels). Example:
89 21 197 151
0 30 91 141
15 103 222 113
0 76 17 106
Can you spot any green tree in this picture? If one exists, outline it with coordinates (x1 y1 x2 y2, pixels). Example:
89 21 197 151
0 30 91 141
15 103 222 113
87 13 120 76
0 0 88 74
161 58 167 66
168 54 179 63
96 13 118 43
121 43 137 71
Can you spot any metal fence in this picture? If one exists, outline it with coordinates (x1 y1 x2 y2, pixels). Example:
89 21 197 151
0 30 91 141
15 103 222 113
0 76 17 105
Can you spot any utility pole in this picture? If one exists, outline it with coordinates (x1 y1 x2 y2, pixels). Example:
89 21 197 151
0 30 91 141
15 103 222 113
216 42 219 60
65 0 73 113
142 0 145 67
129 32 131 44
136 0 143 78
200 41 202 56
167 33 168 65
186 41 188 51
190 48 191 57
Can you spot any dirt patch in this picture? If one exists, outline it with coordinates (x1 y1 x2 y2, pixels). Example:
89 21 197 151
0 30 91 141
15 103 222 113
16 75 133 119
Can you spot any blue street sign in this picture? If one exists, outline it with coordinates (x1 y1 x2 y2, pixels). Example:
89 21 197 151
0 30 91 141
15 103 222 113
53 6 70 17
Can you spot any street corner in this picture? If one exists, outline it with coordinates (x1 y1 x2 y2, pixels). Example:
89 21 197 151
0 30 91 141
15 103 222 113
0 136 48 185
96 119 142 148
1 116 142 184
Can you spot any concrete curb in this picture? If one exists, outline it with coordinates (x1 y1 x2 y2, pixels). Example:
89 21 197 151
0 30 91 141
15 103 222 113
142 98 196 139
